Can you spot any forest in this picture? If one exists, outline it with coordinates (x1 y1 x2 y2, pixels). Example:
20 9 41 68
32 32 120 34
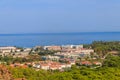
8 54 120 80
84 41 120 57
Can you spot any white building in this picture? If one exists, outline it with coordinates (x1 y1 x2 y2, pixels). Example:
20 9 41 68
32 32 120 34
0 46 16 53
40 64 50 70
44 55 60 61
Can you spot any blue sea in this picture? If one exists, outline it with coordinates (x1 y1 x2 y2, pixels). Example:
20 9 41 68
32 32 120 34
0 32 119 48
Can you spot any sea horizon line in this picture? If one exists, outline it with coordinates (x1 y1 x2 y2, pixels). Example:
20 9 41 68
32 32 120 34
0 31 120 35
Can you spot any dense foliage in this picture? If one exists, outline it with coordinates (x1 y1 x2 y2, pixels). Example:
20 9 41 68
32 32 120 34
84 41 120 57
8 55 120 80
0 55 41 64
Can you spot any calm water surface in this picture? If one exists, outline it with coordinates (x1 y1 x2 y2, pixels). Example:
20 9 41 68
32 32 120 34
0 32 119 47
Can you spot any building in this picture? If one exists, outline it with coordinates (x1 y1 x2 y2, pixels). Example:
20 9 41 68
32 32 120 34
0 47 17 56
93 62 102 66
44 46 62 51
62 45 83 49
80 49 94 54
33 61 72 71
0 47 16 53
42 55 60 61
41 64 50 70
80 61 92 66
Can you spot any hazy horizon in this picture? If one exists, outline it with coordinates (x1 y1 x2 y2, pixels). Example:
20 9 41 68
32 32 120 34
1 31 120 34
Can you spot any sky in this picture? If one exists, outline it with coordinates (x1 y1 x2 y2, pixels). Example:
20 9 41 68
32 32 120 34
0 0 120 33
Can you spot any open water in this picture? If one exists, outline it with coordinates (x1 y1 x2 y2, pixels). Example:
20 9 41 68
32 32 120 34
0 32 119 47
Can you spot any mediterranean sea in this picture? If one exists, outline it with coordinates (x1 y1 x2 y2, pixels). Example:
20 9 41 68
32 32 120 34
0 32 119 47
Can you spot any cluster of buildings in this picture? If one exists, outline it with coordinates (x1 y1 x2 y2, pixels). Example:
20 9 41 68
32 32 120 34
38 45 102 70
41 45 94 61
33 61 72 71
79 61 102 66
0 46 31 57
0 45 102 71
43 45 83 51
9 61 73 71
9 60 102 71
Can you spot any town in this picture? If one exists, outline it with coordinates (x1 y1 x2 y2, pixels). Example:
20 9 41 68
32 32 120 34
0 44 103 71
0 41 120 80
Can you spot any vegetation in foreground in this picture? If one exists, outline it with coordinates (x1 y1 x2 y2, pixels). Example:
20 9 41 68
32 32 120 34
1 41 120 80
8 55 120 80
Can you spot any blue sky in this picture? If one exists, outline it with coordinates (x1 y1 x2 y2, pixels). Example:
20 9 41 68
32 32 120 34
0 0 120 33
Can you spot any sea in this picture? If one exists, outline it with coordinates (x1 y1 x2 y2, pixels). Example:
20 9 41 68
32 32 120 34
0 32 119 48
